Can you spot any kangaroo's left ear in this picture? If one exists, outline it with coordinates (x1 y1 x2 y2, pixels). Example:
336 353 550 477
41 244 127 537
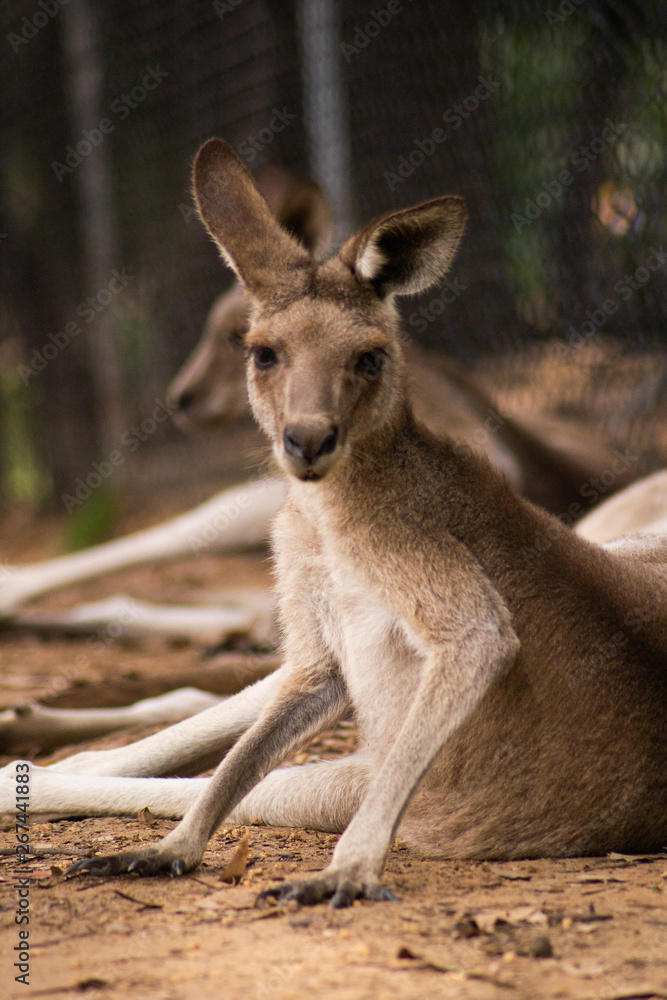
340 196 467 297
193 139 311 302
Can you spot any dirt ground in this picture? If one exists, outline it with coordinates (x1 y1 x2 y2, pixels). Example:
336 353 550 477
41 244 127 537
0 547 665 1000
1 813 667 1000
0 384 667 1000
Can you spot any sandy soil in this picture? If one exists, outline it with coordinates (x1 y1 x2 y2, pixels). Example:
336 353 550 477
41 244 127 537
0 550 665 1000
1 813 667 1000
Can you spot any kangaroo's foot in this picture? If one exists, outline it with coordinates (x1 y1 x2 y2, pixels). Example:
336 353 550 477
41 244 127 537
258 863 399 909
65 845 194 878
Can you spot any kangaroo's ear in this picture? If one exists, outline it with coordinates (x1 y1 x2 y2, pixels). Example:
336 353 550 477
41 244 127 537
340 196 467 298
193 140 311 300
278 180 332 255
253 165 332 255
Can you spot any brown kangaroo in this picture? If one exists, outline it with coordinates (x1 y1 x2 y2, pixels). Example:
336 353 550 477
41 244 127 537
52 140 666 907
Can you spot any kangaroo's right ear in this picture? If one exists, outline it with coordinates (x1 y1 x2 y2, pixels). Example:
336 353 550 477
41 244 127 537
193 140 311 300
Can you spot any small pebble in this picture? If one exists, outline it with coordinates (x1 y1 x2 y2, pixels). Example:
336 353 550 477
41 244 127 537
529 934 553 958
453 916 479 938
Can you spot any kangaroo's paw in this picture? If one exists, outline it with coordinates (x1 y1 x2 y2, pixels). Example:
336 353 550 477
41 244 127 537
258 865 399 909
65 844 196 879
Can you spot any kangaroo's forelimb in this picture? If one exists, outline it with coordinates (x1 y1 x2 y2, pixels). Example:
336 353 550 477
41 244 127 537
65 663 349 877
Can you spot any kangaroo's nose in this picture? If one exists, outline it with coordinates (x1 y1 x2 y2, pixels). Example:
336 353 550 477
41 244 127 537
283 424 338 464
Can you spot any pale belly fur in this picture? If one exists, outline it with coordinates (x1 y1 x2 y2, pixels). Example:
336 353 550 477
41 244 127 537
319 557 429 753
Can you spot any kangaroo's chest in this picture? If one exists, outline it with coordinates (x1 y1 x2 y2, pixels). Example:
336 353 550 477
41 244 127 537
317 547 427 745
274 494 430 745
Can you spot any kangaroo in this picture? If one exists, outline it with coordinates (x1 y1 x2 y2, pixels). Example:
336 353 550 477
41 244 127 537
3 462 664 756
53 140 667 906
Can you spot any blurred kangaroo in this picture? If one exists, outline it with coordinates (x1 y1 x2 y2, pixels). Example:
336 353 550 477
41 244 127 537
46 140 666 906
0 165 328 615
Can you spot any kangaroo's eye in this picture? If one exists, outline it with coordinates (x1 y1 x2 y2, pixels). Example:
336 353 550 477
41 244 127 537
253 346 278 369
356 349 386 379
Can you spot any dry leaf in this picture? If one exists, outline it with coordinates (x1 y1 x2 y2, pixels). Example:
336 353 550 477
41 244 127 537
138 806 156 826
397 949 514 989
250 908 283 921
219 832 249 884
600 993 667 1000
113 888 162 910
607 851 666 863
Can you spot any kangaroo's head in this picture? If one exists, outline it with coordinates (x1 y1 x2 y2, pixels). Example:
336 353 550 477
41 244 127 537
193 139 467 482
